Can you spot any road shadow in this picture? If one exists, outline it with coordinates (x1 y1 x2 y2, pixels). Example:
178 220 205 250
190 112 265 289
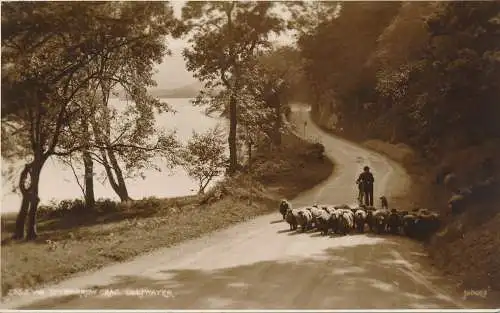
18 240 481 310
276 229 292 234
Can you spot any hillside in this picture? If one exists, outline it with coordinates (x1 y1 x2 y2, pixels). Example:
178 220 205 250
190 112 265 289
112 81 204 99
147 81 203 98
297 1 500 299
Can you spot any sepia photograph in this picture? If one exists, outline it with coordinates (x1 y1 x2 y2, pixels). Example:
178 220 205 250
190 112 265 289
1 0 499 310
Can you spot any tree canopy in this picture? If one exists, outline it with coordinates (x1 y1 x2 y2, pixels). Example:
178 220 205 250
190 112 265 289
1 1 180 239
297 1 500 158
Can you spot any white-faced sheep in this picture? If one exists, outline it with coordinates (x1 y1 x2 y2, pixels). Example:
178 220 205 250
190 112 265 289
337 210 354 236
285 208 299 231
321 205 337 215
279 199 292 220
296 208 314 232
307 206 326 228
315 210 333 235
353 209 368 233
373 209 389 234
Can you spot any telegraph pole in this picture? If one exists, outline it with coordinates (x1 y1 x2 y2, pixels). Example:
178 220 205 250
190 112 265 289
304 120 307 137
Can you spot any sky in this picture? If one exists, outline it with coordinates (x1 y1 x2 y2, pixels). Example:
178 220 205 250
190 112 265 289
152 1 296 89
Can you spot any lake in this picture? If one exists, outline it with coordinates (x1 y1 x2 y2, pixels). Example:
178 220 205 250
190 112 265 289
1 98 228 215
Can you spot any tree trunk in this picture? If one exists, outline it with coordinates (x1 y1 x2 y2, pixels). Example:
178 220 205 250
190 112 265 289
100 147 120 192
107 148 131 202
26 192 40 240
13 163 32 239
228 93 238 175
83 150 95 208
94 87 130 202
14 195 30 239
81 114 95 208
26 160 43 240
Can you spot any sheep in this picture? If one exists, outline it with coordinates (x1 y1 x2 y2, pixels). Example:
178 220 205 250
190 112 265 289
365 208 376 232
279 199 292 220
428 212 441 233
353 208 368 233
397 210 409 231
373 209 389 234
296 208 314 232
328 210 340 234
307 206 326 228
285 208 299 231
402 213 417 238
337 210 354 236
414 209 441 240
312 203 329 209
315 210 333 235
387 208 402 235
458 187 473 198
379 196 389 210
448 193 467 215
334 204 353 212
321 205 337 215
399 210 409 216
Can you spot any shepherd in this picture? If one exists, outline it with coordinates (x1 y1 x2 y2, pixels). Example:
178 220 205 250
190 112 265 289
356 166 375 206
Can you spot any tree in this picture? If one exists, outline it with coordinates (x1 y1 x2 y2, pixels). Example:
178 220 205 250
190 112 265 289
285 1 341 38
1 1 179 240
245 47 309 147
297 1 402 137
296 0 500 159
373 1 500 151
180 126 228 194
192 67 281 166
180 1 285 175
420 2 500 147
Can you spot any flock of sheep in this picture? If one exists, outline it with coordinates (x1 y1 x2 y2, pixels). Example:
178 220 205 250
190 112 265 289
278 197 441 240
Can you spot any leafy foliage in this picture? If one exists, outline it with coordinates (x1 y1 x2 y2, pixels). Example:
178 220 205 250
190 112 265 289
180 126 228 194
1 1 180 239
179 1 287 174
298 1 500 156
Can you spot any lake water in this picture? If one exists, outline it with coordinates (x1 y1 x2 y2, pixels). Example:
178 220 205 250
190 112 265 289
1 98 228 214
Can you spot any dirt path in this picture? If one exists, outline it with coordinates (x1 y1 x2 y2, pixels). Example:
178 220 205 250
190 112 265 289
1 105 471 309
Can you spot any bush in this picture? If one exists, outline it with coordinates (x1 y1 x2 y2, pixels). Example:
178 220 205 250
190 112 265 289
37 198 119 219
308 142 326 159
180 126 228 194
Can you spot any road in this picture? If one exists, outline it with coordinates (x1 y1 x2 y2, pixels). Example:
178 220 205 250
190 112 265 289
2 105 469 309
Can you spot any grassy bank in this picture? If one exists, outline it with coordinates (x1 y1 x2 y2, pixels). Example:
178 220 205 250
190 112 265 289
1 131 334 297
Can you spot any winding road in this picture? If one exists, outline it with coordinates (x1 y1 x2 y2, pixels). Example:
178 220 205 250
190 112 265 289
2 105 470 309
